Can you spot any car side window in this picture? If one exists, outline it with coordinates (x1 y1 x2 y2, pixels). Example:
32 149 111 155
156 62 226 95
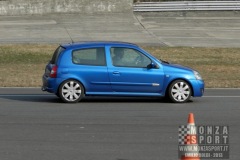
110 47 151 68
72 48 106 66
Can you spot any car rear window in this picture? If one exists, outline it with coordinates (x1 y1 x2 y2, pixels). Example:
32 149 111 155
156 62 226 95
50 46 65 64
72 48 106 66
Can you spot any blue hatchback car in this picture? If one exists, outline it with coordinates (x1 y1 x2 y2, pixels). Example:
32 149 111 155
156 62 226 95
42 41 204 103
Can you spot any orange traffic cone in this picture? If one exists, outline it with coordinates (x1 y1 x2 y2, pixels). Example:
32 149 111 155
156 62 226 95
181 113 200 160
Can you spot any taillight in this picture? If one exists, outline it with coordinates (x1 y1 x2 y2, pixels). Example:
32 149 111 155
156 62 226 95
50 65 58 78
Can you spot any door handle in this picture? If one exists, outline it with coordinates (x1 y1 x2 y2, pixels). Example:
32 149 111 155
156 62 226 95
113 71 120 75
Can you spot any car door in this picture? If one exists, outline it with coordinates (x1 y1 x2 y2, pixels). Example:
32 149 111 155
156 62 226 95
107 46 165 94
71 47 111 93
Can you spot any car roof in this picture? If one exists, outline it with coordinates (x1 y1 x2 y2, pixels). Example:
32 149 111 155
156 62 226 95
61 41 138 50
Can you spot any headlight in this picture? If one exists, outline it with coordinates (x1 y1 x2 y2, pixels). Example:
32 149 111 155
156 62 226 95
194 71 202 80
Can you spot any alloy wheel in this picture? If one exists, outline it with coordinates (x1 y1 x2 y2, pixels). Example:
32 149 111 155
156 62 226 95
59 80 84 103
168 80 192 103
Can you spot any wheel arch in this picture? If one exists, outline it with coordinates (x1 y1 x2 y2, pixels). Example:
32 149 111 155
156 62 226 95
57 78 86 96
165 78 194 97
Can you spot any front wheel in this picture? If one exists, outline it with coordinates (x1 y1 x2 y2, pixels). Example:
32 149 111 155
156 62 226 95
168 80 192 103
59 80 84 103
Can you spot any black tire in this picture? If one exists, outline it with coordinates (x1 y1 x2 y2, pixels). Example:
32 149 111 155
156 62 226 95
59 80 84 103
168 80 192 103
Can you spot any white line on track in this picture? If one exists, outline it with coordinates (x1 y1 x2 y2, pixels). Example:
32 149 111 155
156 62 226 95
203 96 240 98
0 95 54 97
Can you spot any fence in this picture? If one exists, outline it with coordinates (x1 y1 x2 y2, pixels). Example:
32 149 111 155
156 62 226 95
133 1 240 11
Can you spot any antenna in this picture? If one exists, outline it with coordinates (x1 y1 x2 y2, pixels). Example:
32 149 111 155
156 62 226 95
64 27 74 43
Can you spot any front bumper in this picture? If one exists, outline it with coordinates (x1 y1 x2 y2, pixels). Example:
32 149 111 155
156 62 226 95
190 79 205 97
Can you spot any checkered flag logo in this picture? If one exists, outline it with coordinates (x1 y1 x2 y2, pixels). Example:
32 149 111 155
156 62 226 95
178 125 191 144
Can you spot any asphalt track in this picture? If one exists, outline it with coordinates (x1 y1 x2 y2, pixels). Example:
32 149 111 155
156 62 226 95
135 11 240 47
1 11 240 47
0 88 239 160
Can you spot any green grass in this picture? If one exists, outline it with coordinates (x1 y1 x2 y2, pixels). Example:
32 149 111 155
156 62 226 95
0 44 56 87
0 44 240 88
0 44 54 64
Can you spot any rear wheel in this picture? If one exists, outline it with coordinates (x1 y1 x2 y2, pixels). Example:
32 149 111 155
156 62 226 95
168 80 192 103
59 80 84 103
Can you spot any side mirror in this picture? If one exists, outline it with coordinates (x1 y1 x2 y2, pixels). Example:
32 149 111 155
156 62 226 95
147 62 158 69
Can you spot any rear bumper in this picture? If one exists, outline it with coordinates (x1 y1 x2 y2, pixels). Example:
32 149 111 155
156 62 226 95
42 75 56 93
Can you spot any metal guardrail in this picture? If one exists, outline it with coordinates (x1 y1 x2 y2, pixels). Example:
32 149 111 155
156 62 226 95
133 1 240 12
